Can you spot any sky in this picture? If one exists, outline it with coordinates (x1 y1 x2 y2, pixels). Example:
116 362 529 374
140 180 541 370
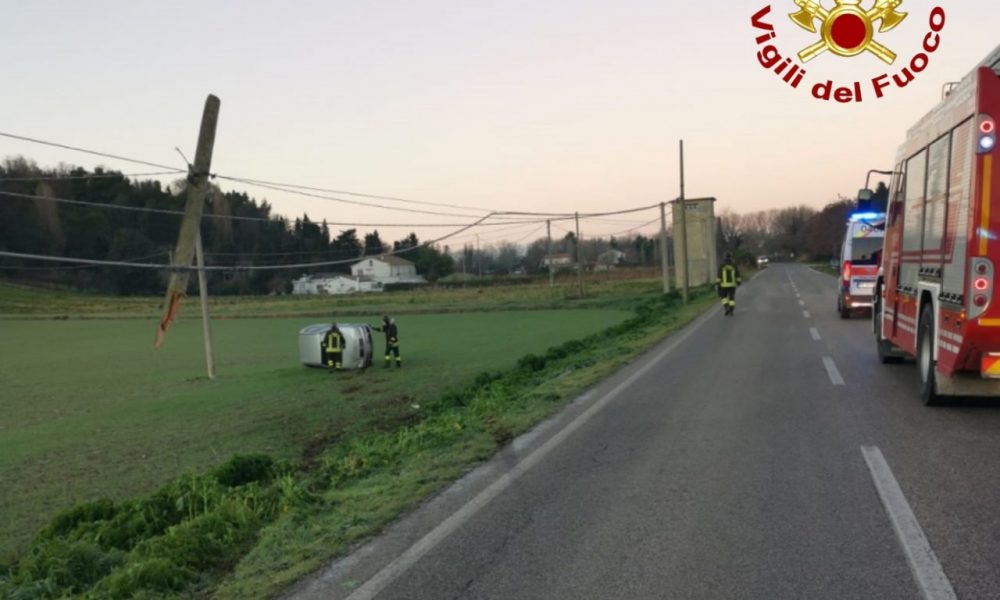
2 0 999 247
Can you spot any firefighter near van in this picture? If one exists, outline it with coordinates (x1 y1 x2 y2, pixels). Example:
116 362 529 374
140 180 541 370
717 255 743 316
373 315 401 368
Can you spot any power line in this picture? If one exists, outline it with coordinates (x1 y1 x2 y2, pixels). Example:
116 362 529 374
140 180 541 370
0 189 547 228
0 131 182 172
223 176 539 220
607 217 661 237
0 251 168 271
213 174 497 214
0 171 183 182
0 213 497 272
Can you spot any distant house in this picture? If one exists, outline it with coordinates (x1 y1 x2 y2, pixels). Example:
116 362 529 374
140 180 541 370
351 255 426 284
540 253 573 269
595 249 627 271
292 273 383 296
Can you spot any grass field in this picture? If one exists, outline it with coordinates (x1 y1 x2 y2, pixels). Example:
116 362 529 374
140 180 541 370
0 309 630 562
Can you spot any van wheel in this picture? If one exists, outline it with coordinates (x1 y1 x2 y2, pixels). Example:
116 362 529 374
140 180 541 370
874 298 901 364
917 305 942 406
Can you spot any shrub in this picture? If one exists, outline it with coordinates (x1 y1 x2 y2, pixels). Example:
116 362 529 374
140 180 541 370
213 455 276 488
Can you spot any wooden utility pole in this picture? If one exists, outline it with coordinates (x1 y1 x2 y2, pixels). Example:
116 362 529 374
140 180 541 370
575 212 583 297
476 234 482 278
546 219 554 288
153 95 221 380
678 139 689 304
194 228 216 379
659 202 671 294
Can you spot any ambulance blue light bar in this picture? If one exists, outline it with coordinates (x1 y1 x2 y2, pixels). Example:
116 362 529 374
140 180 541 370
850 212 885 222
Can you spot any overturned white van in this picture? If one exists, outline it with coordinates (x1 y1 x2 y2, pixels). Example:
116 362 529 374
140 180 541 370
298 323 374 370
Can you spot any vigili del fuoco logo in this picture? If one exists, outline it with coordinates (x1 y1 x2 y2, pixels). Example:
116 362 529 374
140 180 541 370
751 0 946 103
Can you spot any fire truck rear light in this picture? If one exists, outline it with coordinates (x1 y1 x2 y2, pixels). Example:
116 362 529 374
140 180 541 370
977 263 989 275
979 115 997 155
975 277 990 291
975 295 989 307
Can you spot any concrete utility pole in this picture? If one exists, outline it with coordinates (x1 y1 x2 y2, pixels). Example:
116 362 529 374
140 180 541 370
194 227 215 379
678 139 689 304
154 95 220 380
546 219 554 288
575 212 584 297
659 202 671 294
476 234 482 278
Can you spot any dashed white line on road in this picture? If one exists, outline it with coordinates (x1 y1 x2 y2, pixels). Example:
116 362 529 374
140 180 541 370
342 305 720 600
799 300 806 306
810 327 821 341
861 446 958 600
803 310 812 319
823 357 845 385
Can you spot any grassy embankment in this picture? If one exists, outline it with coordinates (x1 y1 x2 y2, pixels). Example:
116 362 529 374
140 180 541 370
0 278 715 599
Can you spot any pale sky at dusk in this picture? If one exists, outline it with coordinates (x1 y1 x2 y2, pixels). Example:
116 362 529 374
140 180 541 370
3 0 999 245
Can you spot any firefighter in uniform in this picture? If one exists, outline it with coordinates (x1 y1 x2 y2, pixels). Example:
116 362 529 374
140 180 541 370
373 315 401 368
323 326 343 371
717 254 742 316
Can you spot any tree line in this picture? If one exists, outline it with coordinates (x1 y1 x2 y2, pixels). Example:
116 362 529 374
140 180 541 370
0 157 455 295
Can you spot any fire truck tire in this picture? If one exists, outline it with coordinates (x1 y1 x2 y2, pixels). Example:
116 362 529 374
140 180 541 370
917 305 943 406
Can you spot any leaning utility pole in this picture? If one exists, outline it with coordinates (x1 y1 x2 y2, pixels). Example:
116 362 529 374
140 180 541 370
575 211 583 297
659 202 671 294
154 95 220 379
546 219 554 288
678 140 689 304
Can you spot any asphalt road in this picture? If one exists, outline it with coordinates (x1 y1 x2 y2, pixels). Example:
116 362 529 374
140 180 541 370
288 265 1000 600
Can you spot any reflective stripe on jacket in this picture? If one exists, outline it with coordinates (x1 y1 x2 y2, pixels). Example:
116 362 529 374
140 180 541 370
718 264 741 288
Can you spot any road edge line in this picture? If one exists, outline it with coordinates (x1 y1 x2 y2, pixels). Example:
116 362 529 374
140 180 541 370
343 305 721 600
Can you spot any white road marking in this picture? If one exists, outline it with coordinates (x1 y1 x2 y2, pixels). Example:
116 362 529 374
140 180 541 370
823 357 845 385
861 446 958 600
803 310 812 319
810 327 822 341
799 300 806 306
343 306 721 600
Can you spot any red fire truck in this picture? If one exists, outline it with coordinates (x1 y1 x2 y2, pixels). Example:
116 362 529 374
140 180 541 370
874 46 1000 405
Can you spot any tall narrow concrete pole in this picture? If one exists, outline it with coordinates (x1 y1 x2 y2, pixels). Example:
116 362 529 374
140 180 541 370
546 220 554 288
679 140 689 304
660 202 671 294
575 212 583 297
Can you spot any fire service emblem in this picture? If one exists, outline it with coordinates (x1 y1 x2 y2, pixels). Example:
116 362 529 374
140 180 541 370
789 0 907 64
751 1 945 103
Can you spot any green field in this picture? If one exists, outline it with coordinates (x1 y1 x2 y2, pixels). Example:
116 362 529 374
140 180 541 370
0 309 630 561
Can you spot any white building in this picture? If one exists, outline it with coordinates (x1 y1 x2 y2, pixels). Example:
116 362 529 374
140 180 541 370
292 273 383 296
351 255 426 284
595 249 626 271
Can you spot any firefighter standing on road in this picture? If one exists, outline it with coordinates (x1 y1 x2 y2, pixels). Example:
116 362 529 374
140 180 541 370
373 315 401 368
717 254 742 316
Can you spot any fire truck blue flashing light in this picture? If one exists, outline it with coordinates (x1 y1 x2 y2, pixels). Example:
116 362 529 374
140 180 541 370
850 212 884 222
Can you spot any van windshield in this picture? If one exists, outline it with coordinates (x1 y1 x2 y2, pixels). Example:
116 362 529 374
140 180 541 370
851 238 883 265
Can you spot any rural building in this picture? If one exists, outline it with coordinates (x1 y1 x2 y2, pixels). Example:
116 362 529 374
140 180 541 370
595 249 626 271
350 255 426 284
292 273 382 296
540 253 573 269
